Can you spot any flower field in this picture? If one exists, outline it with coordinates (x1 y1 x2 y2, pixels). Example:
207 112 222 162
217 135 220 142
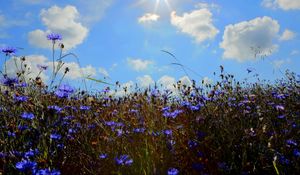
1 35 300 175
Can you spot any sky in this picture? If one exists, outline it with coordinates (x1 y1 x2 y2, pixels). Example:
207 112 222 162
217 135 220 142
0 0 300 93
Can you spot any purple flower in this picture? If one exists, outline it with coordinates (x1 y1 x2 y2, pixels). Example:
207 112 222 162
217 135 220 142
115 155 133 166
35 169 61 175
48 105 63 113
14 95 28 102
1 76 18 86
55 84 74 98
15 160 37 172
164 129 172 136
37 64 48 71
24 149 39 158
99 153 108 159
293 149 300 157
277 115 285 119
133 128 146 133
50 133 62 140
286 139 297 146
167 168 179 175
47 33 62 43
80 105 91 111
275 105 285 111
21 112 34 120
1 46 17 56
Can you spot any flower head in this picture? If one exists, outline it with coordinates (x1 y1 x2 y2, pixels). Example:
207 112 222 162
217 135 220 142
167 168 179 175
115 154 133 166
35 169 61 175
21 112 35 120
1 46 17 56
15 160 37 172
47 33 62 43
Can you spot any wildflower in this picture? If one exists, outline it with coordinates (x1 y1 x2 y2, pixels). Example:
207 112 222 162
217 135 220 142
47 33 62 43
14 95 28 102
50 133 62 140
24 149 39 158
164 129 172 136
277 115 285 119
275 105 285 111
35 169 61 175
80 105 91 111
37 64 48 71
1 76 18 86
21 112 34 120
99 153 108 159
133 128 146 133
188 140 198 149
286 139 297 146
55 84 74 98
48 105 63 113
1 46 17 56
115 155 133 166
293 149 300 157
8 131 16 137
167 168 179 175
15 160 37 172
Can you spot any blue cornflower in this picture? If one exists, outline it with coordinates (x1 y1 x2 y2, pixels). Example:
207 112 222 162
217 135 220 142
133 128 146 133
37 64 48 71
115 155 133 166
14 95 28 102
293 149 300 157
99 153 108 159
164 129 172 136
47 33 62 43
1 76 18 86
188 140 198 149
35 169 61 175
48 105 63 113
21 112 34 120
50 133 62 140
24 149 39 158
277 115 285 119
55 84 74 98
15 160 37 172
1 46 17 56
275 105 285 111
0 152 7 158
7 131 16 137
80 105 91 111
167 168 179 175
286 139 297 146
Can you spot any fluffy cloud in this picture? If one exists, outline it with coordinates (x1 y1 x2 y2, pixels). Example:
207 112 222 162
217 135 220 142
4 55 97 82
279 29 296 41
56 62 97 80
28 5 88 50
220 16 280 62
4 55 49 81
136 75 155 88
127 58 153 71
99 67 109 77
157 75 176 90
179 76 192 86
138 13 160 23
262 0 300 10
170 8 219 43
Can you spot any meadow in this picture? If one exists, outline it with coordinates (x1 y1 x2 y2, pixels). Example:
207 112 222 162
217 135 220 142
0 34 300 175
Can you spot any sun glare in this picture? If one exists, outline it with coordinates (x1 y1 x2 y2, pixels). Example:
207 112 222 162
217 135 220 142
137 0 172 12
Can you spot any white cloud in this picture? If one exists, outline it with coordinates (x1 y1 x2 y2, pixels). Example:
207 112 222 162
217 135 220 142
138 13 160 23
99 67 109 77
28 5 88 50
110 81 134 97
179 76 192 86
157 75 176 90
4 55 49 81
55 62 97 80
127 58 153 71
220 16 280 62
136 75 154 88
170 8 219 43
262 0 300 10
279 29 296 41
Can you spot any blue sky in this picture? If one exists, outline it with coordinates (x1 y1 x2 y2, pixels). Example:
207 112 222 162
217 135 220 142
1 0 300 92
